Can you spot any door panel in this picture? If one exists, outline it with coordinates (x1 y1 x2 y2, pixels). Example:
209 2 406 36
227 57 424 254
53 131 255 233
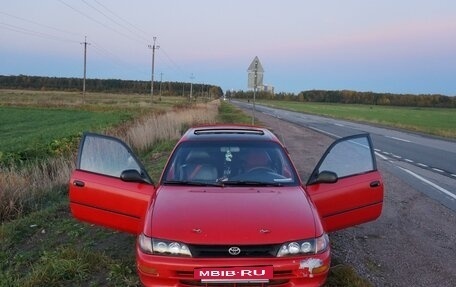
307 134 384 233
69 133 155 234
307 171 383 232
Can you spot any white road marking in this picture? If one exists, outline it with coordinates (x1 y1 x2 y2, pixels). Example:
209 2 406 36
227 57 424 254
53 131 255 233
374 149 381 152
417 163 428 168
451 174 456 178
432 168 444 173
392 154 402 159
382 152 391 155
375 152 389 160
385 136 412 143
398 167 456 201
404 159 414 163
309 126 341 138
334 123 345 127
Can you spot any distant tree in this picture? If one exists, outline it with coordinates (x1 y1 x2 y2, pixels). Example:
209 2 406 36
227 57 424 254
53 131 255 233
0 75 223 98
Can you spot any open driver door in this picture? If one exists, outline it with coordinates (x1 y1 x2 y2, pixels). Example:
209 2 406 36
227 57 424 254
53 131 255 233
69 133 155 235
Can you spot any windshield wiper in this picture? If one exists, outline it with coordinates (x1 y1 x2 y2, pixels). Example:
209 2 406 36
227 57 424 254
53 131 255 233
163 180 223 187
222 180 283 187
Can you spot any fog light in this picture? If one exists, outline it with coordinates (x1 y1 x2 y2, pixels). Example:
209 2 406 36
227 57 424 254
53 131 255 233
138 264 159 276
311 264 329 274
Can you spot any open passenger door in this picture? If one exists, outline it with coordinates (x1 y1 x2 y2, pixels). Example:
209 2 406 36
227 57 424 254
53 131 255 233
69 133 155 235
306 134 383 233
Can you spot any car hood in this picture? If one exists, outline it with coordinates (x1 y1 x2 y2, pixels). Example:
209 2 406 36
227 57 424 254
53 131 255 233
148 185 317 245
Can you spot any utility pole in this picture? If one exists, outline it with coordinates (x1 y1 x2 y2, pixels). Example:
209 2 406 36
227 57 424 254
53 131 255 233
159 72 163 101
253 59 258 125
148 37 159 99
81 36 90 103
190 73 194 100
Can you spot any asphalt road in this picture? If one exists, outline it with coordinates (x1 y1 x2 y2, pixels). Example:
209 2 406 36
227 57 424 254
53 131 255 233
232 100 456 212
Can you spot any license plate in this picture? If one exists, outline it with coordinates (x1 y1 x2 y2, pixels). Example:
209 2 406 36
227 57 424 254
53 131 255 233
194 266 273 283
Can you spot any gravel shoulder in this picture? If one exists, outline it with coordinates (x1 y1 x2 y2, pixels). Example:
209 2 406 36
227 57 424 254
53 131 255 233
252 110 456 287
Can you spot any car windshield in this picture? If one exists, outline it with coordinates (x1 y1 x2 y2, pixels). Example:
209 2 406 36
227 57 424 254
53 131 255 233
162 141 299 186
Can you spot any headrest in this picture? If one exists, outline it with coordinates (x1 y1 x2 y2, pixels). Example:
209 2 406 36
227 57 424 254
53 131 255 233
244 150 271 168
186 150 211 163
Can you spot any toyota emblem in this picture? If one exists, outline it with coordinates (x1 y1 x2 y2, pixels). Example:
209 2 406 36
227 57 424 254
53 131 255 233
228 246 241 256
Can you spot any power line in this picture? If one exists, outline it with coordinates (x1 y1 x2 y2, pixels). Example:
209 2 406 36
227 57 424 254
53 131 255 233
92 0 151 41
3 3 193 86
1 16 148 78
160 47 185 75
78 1 188 79
80 0 149 44
59 1 190 82
0 22 79 43
87 1 190 80
56 0 143 44
1 17 144 74
0 11 82 37
91 41 149 76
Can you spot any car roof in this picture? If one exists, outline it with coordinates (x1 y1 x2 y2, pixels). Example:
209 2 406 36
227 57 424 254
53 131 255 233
179 124 281 143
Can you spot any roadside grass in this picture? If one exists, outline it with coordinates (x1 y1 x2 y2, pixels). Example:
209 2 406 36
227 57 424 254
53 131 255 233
140 140 177 180
217 100 253 124
326 264 373 287
0 199 140 287
256 100 456 138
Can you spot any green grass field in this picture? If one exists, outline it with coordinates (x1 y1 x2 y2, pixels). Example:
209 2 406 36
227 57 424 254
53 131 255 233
257 100 456 138
0 106 129 154
0 89 193 165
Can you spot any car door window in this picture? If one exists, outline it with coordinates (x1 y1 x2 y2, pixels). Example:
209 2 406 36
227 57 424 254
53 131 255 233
79 134 141 178
314 135 375 179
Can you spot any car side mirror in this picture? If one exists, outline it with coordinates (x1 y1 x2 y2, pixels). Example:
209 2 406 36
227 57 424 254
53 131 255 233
312 170 338 184
120 169 149 184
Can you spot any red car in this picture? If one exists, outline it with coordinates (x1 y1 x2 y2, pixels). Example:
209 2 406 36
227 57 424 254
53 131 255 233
69 125 383 287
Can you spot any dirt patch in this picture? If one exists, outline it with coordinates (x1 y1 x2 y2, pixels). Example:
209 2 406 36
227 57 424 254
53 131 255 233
253 111 456 287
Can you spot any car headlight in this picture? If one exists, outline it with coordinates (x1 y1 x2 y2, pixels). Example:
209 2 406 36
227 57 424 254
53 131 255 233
277 233 329 257
138 234 192 257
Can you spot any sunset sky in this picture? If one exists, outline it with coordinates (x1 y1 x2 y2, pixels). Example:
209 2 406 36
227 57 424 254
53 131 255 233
2 0 456 95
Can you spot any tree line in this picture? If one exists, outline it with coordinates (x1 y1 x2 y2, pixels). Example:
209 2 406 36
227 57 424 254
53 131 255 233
227 89 456 108
0 75 223 98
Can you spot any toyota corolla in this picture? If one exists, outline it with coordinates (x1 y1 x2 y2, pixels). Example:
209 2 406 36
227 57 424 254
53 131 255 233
69 125 383 286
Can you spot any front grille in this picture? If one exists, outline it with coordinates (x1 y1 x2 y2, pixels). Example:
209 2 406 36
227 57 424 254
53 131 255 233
189 244 281 258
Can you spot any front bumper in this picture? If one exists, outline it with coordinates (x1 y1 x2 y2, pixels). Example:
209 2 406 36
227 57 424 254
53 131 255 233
136 246 330 287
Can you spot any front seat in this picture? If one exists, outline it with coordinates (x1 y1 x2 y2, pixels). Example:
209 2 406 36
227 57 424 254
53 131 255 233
243 150 273 172
180 150 217 181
